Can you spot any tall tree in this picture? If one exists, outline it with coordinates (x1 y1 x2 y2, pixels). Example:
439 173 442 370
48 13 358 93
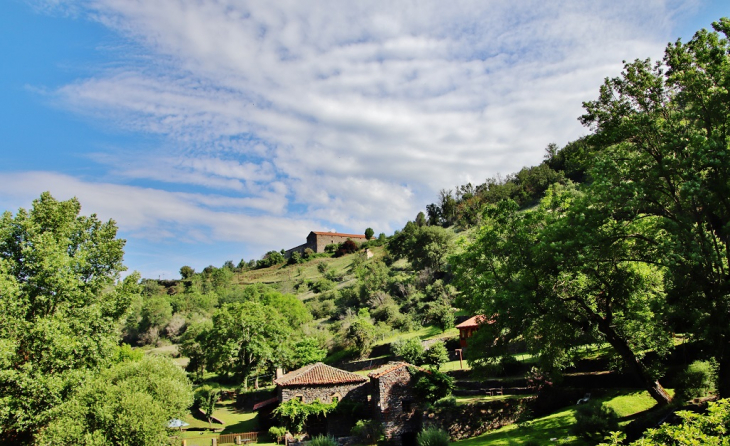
0 193 134 442
453 188 673 405
580 18 730 396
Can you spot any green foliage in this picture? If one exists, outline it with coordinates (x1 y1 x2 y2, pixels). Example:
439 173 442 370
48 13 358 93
335 239 359 257
195 384 221 427
433 396 456 408
36 355 193 446
417 427 450 446
351 419 383 444
388 223 453 271
675 360 718 402
424 342 449 369
600 399 730 446
412 368 454 402
258 250 285 268
426 302 454 332
572 403 619 441
346 308 377 358
288 251 304 265
180 265 195 279
272 399 338 434
311 278 336 293
269 426 288 444
392 338 425 364
290 338 327 369
0 193 132 442
113 343 144 363
365 228 375 240
310 434 338 446
324 243 339 253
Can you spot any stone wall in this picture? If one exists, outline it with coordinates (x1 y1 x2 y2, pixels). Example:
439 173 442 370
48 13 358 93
372 367 420 439
279 381 369 405
422 397 536 440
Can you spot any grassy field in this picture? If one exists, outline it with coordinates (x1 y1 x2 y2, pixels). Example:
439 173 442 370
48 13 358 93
454 389 666 446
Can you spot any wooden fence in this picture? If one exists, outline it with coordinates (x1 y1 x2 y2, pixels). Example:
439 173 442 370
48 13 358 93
219 431 261 445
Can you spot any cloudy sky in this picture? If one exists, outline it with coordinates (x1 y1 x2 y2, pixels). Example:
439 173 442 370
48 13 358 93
1 0 727 278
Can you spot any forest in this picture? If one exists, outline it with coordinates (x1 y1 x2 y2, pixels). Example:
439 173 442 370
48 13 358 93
2 17 730 446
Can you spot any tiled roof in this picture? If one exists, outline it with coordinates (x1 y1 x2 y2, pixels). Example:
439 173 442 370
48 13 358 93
274 363 368 387
456 315 491 329
367 361 421 379
312 231 368 239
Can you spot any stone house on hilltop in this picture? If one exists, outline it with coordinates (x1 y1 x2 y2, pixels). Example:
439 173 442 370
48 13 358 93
285 231 368 258
274 362 369 405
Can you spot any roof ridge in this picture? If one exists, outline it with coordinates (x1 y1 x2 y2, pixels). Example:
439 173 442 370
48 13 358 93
274 362 367 386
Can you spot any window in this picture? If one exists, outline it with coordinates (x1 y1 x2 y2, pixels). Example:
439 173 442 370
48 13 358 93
295 394 304 402
331 392 341 403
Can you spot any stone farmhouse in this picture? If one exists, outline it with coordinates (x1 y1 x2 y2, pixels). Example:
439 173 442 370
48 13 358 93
285 231 368 258
273 362 421 443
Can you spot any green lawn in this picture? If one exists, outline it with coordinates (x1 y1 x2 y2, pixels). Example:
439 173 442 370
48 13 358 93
182 401 259 433
454 389 666 446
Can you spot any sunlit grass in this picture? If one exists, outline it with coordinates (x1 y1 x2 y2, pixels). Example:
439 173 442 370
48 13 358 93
453 389 667 446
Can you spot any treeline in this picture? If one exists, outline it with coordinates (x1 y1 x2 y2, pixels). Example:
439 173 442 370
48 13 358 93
422 137 596 229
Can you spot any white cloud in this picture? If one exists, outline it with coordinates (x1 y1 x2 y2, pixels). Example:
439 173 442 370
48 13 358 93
15 0 702 274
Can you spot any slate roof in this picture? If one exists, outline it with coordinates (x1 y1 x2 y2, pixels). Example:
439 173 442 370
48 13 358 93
274 362 368 387
456 315 490 329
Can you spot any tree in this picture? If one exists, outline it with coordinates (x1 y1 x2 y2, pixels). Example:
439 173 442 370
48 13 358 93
180 265 195 279
391 338 425 364
206 301 292 382
579 18 730 396
37 355 193 446
415 212 427 227
346 308 377 359
453 189 673 405
290 338 327 369
365 228 374 240
196 385 221 430
0 193 133 442
424 341 449 369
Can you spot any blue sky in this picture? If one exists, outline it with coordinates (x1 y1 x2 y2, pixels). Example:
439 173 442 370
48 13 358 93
1 0 728 279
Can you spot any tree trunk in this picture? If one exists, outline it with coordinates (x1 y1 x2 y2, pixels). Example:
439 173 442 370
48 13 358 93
255 375 260 389
600 321 672 406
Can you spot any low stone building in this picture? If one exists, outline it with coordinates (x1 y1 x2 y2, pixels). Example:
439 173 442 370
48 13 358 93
368 362 421 443
285 231 368 258
274 362 369 405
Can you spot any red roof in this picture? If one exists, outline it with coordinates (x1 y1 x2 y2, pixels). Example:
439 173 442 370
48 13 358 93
274 363 368 387
312 231 367 239
456 315 491 329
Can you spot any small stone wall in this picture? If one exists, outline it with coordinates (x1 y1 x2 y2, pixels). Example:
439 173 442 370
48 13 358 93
422 397 536 440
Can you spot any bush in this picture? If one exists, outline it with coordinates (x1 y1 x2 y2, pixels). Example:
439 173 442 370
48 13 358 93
310 435 338 446
572 403 619 441
675 360 717 402
269 426 287 444
412 368 454 402
335 239 359 257
324 243 339 253
392 338 425 364
416 427 450 446
311 278 336 294
351 419 383 444
433 396 456 408
424 341 449 369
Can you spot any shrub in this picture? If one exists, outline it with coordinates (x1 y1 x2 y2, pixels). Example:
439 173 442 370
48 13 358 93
324 243 339 253
269 426 287 444
572 403 619 441
424 341 449 369
311 278 336 294
675 360 717 402
310 435 338 446
433 396 456 408
416 427 450 446
412 368 454 402
392 338 425 364
351 419 383 444
303 248 314 258
335 240 359 257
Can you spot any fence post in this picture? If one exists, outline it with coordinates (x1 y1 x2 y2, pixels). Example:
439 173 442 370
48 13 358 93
181 441 187 446
212 439 217 446
236 436 241 445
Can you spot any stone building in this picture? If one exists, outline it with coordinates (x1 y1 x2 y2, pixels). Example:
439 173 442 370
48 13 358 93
285 231 368 258
368 362 421 443
274 362 369 405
